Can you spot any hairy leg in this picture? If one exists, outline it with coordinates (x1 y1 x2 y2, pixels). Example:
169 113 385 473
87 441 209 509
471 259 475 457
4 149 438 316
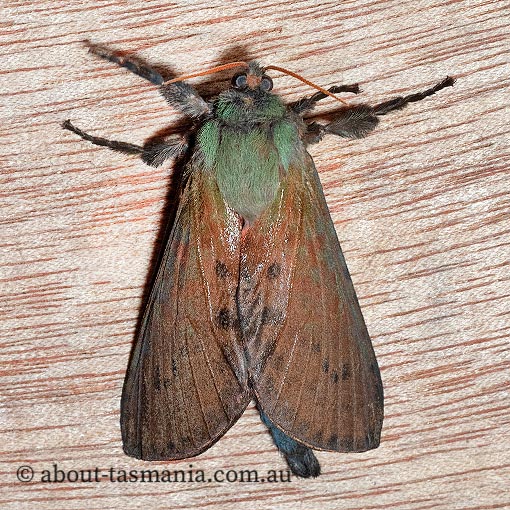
86 42 210 118
62 120 187 167
291 84 360 115
87 42 165 85
373 76 455 115
304 77 455 144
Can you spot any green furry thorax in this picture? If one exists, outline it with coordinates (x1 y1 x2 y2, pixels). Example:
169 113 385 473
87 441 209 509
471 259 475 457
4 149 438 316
214 90 286 124
197 92 302 223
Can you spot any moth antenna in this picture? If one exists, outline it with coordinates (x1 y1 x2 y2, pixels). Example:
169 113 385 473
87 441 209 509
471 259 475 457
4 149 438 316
162 61 249 85
265 65 349 105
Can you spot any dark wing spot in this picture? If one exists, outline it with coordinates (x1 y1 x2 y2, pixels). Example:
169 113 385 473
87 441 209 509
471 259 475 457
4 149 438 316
267 262 281 279
339 437 354 450
216 308 232 330
154 365 161 390
265 337 277 358
215 260 230 279
240 267 250 280
341 363 351 380
328 434 339 449
261 306 284 326
375 382 384 405
322 359 329 373
272 354 284 370
313 431 324 444
341 401 353 411
332 370 339 383
172 358 178 377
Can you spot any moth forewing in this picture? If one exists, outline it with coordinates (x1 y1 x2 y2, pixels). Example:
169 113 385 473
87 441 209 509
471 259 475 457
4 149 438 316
121 170 250 460
241 156 383 453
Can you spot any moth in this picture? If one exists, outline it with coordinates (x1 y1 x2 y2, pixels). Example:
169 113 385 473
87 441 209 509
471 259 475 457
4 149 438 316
63 44 454 478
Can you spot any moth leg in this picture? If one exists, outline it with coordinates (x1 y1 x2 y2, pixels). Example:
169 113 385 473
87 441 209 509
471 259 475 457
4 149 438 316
304 104 379 144
291 84 360 115
62 120 143 154
87 42 165 85
87 42 211 118
159 82 211 119
140 137 189 167
305 76 455 144
62 120 187 167
373 76 455 115
260 412 320 478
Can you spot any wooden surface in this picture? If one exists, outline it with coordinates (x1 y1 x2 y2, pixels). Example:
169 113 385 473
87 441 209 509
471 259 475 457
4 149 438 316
1 1 509 509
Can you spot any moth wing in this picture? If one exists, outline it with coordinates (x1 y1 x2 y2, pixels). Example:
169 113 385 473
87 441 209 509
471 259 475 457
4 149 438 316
241 155 383 452
121 171 250 460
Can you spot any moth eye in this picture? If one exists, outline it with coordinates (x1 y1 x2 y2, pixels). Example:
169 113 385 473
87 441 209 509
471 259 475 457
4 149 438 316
232 73 248 89
260 75 273 92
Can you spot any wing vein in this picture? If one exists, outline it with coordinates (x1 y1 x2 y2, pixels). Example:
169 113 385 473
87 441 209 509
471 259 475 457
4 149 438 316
184 318 212 444
307 205 329 434
191 313 231 419
289 325 314 429
271 185 303 412
273 331 299 411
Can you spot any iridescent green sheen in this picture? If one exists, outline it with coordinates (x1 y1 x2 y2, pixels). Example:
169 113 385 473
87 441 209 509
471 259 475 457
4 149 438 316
197 94 301 222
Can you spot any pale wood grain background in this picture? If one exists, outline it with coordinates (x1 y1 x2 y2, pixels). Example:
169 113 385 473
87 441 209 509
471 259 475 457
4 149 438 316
1 1 509 509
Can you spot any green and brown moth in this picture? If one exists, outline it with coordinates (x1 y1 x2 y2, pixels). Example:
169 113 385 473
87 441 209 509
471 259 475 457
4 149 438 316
63 44 454 478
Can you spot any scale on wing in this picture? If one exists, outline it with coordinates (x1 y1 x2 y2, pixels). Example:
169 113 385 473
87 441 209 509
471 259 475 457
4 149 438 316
239 154 383 453
121 170 250 460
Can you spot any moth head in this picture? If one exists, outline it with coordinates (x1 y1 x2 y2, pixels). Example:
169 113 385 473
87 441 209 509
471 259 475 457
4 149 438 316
162 61 347 108
231 62 273 94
